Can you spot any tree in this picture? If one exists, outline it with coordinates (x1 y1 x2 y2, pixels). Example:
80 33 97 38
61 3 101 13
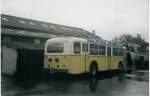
112 33 148 50
112 34 133 45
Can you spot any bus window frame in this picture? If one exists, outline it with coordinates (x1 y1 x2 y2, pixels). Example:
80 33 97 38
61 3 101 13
73 42 81 55
107 46 112 56
82 43 89 53
46 43 64 53
118 48 123 56
112 47 123 56
45 42 66 55
112 47 118 56
89 44 99 55
98 45 106 56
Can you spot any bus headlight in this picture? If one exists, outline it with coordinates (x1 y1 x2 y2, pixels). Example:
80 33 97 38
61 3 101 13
48 58 52 62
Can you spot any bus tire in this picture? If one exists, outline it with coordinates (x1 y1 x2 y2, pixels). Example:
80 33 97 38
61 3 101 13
89 63 98 76
118 62 123 74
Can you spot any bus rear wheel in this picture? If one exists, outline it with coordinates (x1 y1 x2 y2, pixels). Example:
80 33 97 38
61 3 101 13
89 64 98 76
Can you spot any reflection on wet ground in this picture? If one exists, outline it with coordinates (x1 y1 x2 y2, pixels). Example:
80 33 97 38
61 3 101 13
2 72 149 96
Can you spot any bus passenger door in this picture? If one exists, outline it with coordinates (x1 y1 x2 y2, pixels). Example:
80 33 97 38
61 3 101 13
82 43 89 73
107 47 111 71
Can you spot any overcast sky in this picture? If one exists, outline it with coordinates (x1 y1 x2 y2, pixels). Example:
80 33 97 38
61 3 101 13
2 0 149 41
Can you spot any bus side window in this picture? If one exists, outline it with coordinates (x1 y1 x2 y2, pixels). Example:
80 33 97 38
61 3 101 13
90 44 98 55
118 48 123 56
99 45 105 55
82 43 88 52
113 48 118 56
107 47 111 56
74 42 81 54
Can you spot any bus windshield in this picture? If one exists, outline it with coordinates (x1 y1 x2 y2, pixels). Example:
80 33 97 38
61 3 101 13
47 43 64 53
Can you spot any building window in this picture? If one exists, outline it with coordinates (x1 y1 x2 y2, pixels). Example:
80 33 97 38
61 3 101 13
49 25 56 29
99 46 105 55
19 20 26 24
4 36 11 41
28 21 35 25
2 17 8 21
11 36 34 43
34 39 40 44
66 28 72 31
42 24 48 28
74 42 81 54
90 44 98 55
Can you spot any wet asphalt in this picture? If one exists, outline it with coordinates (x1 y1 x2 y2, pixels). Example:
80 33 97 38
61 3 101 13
1 71 149 96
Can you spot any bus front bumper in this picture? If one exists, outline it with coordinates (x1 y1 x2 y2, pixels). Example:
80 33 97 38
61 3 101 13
44 68 68 74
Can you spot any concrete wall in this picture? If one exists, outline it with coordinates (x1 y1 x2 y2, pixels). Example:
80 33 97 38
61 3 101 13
2 45 44 77
2 46 17 76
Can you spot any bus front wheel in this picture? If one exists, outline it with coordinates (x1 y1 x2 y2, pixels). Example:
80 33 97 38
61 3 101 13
89 64 98 76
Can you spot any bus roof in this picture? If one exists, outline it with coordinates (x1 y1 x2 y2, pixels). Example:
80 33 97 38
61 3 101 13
46 36 123 48
46 36 87 43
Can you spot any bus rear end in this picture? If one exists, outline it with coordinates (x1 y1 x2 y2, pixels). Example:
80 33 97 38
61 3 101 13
43 40 71 74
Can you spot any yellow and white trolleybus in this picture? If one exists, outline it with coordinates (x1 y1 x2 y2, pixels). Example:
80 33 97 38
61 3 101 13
44 36 124 75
